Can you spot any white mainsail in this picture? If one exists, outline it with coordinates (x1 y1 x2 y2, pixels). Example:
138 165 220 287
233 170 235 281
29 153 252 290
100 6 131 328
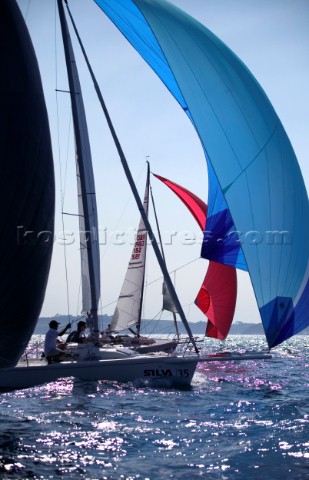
111 165 150 333
58 0 100 336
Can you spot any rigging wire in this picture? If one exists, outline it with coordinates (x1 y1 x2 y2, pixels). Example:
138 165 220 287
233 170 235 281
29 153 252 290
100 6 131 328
98 256 201 312
54 1 72 323
100 162 148 260
149 171 180 337
145 256 201 289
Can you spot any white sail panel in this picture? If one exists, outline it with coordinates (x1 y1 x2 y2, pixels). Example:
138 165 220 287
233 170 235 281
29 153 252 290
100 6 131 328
162 282 178 314
59 4 100 316
111 169 150 332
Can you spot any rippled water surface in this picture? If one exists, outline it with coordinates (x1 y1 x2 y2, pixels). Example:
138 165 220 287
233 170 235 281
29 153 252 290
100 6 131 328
1 335 309 479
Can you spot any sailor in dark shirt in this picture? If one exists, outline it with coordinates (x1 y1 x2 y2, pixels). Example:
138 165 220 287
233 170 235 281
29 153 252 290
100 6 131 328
67 320 87 343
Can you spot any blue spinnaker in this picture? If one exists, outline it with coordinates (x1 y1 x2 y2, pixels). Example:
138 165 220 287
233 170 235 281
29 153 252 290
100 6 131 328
93 0 309 348
94 0 246 271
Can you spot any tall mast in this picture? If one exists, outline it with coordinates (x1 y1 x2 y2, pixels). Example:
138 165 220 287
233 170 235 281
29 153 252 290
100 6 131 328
136 162 150 336
65 2 198 353
57 0 100 343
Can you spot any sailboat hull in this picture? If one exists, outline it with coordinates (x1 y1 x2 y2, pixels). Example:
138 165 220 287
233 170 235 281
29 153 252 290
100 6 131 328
0 355 198 392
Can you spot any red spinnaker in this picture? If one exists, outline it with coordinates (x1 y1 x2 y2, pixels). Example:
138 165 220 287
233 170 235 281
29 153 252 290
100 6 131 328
154 174 207 230
154 174 237 340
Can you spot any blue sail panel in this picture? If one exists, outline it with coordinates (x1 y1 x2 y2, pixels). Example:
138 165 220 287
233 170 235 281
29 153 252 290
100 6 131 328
94 0 309 348
94 0 246 272
94 0 186 109
203 160 247 270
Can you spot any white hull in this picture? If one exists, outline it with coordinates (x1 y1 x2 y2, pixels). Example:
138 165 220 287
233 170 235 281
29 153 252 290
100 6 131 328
0 354 198 392
0 350 271 392
0 349 272 392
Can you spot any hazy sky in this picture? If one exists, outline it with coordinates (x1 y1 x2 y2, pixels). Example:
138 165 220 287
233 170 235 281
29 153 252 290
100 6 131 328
17 0 308 326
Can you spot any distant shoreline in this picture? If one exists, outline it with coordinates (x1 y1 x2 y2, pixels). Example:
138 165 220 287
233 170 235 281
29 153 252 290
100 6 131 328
35 316 309 336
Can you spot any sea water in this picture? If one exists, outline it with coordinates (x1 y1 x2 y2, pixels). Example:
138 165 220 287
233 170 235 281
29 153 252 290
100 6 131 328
0 335 308 480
